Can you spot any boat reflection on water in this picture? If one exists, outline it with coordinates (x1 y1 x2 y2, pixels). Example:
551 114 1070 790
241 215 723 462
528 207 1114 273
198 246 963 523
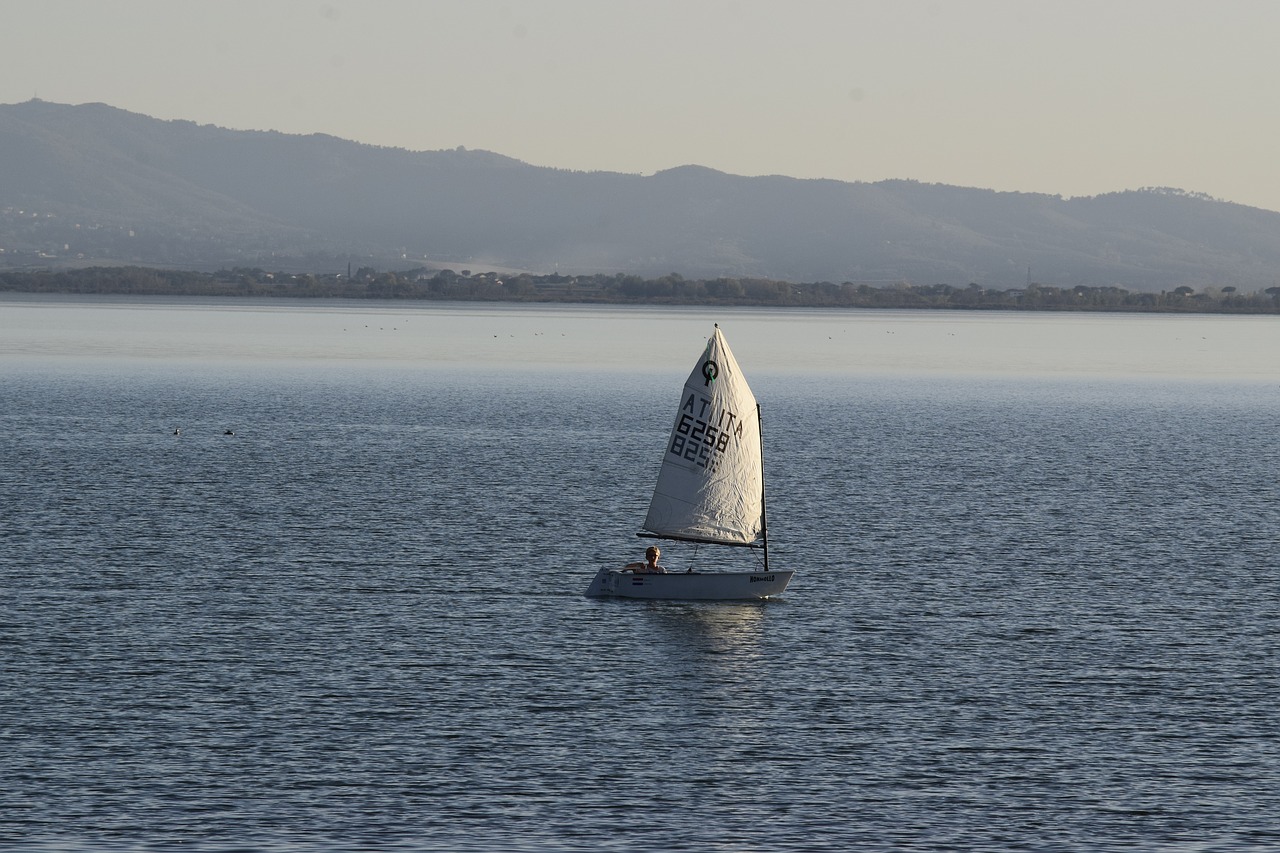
645 600 774 666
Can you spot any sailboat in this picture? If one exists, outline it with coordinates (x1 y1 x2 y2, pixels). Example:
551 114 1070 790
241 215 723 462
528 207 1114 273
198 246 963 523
585 325 793 600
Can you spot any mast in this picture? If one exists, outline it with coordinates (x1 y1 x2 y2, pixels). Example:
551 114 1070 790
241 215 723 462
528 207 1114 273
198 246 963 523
757 402 769 573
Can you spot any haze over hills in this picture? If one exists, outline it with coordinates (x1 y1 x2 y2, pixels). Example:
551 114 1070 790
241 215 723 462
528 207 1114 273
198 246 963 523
3 99 1280 293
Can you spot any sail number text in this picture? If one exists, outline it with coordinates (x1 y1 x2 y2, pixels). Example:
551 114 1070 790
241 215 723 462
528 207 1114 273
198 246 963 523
668 394 745 472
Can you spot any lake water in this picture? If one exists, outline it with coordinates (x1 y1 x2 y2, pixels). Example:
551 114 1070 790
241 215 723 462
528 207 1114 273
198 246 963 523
2 297 1280 851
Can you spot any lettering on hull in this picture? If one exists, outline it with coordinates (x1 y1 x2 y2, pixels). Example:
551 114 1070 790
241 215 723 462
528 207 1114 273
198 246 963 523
750 574 775 583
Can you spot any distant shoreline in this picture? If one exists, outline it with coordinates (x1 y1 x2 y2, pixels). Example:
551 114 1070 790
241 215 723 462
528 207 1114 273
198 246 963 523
3 265 1280 315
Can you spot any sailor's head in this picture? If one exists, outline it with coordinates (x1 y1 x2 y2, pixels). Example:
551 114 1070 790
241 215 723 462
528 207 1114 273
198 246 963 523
646 546 660 562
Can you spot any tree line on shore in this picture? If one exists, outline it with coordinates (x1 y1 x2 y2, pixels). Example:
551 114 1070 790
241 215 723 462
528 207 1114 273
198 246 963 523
4 265 1280 314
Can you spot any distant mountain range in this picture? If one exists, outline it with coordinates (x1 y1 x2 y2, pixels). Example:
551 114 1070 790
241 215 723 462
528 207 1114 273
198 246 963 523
4 98 1280 292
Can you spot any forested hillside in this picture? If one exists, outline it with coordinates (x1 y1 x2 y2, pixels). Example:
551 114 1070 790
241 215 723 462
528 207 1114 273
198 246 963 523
4 99 1280 293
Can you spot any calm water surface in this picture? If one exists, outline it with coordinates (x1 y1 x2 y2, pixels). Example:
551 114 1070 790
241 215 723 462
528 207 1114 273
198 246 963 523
2 299 1279 851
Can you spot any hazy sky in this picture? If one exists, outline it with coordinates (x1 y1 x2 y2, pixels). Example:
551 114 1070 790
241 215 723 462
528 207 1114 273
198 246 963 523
4 0 1279 211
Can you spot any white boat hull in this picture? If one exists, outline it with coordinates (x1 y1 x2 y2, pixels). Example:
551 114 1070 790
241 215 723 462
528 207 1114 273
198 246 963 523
584 568 793 600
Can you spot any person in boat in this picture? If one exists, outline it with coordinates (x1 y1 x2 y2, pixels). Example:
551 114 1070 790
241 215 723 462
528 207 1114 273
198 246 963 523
624 546 667 574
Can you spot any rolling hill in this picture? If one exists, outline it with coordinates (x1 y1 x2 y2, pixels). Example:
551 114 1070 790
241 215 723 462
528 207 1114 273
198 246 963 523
3 99 1280 292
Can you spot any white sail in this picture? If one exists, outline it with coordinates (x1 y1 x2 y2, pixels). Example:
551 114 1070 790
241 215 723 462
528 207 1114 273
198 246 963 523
642 326 763 545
